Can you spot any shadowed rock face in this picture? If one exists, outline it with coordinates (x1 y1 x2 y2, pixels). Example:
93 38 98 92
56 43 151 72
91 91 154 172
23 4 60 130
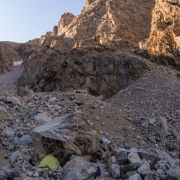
18 0 155 98
0 42 20 75
139 0 180 69
18 49 151 99
15 38 40 60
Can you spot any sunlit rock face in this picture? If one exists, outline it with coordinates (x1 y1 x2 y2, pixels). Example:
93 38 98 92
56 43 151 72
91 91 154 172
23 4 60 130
36 0 155 52
139 0 180 69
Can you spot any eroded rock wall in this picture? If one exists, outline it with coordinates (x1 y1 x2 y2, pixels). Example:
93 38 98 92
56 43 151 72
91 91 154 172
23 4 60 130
140 0 180 69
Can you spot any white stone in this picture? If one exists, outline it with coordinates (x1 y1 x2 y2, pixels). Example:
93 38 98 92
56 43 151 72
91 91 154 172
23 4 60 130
128 152 142 164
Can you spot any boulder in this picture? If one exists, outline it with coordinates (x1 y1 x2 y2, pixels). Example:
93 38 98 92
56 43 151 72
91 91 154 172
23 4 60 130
144 173 158 180
5 127 15 138
6 96 20 105
19 135 33 145
115 151 128 165
121 163 138 173
137 162 151 176
146 148 176 168
128 152 142 165
9 150 19 165
166 168 180 180
34 112 52 125
63 156 97 180
156 117 169 138
129 173 142 180
107 156 116 167
108 164 121 179
31 111 100 165
154 160 171 171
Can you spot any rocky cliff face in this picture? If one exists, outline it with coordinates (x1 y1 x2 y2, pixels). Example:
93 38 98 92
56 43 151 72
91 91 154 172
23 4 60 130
18 0 155 98
0 42 20 75
12 0 180 97
38 0 154 51
15 38 40 60
139 0 180 69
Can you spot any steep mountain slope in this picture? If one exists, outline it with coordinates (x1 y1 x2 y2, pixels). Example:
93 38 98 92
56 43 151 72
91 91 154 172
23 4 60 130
18 0 155 98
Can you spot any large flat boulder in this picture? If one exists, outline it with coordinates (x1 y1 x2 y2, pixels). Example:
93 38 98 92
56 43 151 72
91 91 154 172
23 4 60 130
31 111 100 165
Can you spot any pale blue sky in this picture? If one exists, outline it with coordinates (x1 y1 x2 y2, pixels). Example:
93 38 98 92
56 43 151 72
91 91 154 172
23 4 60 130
0 0 85 43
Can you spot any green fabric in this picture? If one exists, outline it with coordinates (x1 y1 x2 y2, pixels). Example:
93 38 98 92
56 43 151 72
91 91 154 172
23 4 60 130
39 155 60 168
88 175 95 180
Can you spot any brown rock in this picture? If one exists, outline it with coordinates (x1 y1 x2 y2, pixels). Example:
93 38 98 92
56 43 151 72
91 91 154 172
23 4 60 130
140 0 180 69
107 156 116 167
89 155 97 163
102 151 109 163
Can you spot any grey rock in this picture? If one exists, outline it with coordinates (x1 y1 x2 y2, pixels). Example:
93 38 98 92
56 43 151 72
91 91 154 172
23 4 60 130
0 170 6 180
146 148 176 168
138 150 154 162
128 152 142 165
156 117 168 138
156 169 165 176
11 169 19 177
148 118 156 125
34 112 52 125
19 135 33 145
166 168 180 180
63 156 96 180
14 137 20 144
5 126 15 138
120 172 127 179
154 160 170 171
137 162 151 176
128 148 139 153
9 150 19 164
101 137 111 144
115 151 128 165
144 173 158 180
129 173 142 180
124 143 131 150
108 164 121 179
7 96 20 105
121 163 138 173
49 97 57 103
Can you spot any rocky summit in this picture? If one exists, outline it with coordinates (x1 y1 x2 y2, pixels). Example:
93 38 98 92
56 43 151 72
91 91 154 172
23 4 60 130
1 0 180 180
